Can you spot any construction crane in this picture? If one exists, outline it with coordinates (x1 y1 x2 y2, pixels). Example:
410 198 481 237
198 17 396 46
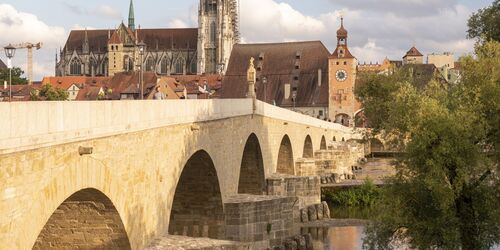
1 42 42 85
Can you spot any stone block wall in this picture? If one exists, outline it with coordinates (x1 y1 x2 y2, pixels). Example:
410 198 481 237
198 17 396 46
266 176 321 211
295 159 316 176
33 189 131 250
224 195 297 249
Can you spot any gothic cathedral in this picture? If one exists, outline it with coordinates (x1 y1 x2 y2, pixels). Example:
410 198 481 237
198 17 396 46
328 18 361 127
56 0 239 77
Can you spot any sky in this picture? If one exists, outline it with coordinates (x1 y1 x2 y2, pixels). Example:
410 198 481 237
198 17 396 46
0 0 493 80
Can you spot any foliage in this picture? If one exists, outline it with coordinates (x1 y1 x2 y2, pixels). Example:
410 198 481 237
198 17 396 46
322 180 381 207
30 84 69 101
467 0 500 42
359 41 500 250
0 67 28 85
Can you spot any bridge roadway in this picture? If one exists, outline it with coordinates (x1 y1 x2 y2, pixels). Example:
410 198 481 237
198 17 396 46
0 99 362 249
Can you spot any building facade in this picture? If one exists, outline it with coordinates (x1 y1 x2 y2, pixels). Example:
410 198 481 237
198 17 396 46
56 0 238 77
328 18 361 126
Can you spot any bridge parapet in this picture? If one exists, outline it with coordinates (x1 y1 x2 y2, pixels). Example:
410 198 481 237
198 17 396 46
0 100 359 154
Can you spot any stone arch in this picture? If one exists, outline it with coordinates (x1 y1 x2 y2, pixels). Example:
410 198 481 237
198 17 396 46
303 135 313 158
335 113 351 127
169 150 225 239
276 135 294 175
320 135 327 150
238 133 266 195
33 188 131 250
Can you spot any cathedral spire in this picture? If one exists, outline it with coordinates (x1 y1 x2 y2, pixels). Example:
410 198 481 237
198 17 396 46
128 0 135 31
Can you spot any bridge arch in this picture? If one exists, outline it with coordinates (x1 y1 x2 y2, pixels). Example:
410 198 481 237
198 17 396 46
168 150 225 239
276 135 294 175
303 135 313 158
320 135 327 150
33 188 131 249
238 133 266 195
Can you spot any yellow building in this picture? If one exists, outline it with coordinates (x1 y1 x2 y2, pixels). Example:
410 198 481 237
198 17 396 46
403 46 424 64
328 18 361 127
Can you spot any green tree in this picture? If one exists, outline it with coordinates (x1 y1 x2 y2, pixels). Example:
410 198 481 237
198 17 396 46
0 67 28 85
467 0 500 42
31 84 69 101
359 41 500 250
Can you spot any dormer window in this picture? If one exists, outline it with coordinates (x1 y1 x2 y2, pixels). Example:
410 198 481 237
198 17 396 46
296 51 302 60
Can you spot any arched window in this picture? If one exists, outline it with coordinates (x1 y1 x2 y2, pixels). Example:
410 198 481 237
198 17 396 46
100 58 108 76
174 58 184 75
89 58 96 76
145 57 155 72
123 56 134 71
210 21 216 43
189 59 197 74
70 58 81 75
160 57 168 74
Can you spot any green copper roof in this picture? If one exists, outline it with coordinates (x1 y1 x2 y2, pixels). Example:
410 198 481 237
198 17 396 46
128 0 135 31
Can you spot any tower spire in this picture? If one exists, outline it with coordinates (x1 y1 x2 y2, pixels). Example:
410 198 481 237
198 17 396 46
128 0 135 31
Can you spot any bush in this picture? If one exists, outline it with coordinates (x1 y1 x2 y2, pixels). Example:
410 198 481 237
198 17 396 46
322 180 381 207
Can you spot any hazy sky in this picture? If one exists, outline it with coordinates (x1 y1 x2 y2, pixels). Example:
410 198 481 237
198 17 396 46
0 0 493 80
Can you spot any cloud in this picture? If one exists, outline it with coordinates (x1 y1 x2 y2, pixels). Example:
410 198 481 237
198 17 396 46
239 0 476 62
168 19 189 28
0 4 66 79
95 5 122 20
241 0 326 43
327 0 459 17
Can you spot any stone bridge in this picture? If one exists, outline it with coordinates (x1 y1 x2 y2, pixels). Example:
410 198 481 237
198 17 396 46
0 99 365 249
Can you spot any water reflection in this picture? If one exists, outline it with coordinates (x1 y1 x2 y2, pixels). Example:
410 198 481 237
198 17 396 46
302 226 365 250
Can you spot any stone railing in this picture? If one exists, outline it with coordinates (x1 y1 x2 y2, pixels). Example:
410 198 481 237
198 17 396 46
0 99 357 154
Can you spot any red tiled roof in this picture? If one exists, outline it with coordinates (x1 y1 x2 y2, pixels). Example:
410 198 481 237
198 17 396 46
404 46 423 57
41 76 110 90
221 41 330 107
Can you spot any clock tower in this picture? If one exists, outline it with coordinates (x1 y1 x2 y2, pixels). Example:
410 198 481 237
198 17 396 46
328 17 360 126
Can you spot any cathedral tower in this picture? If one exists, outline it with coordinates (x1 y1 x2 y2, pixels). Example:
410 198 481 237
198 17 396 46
197 0 240 74
328 18 360 126
128 0 135 31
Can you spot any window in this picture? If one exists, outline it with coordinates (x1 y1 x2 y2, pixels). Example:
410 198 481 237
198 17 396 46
344 61 347 65
336 62 339 65
210 22 216 43
174 58 184 74
319 110 324 116
160 57 168 74
145 57 155 72
70 58 81 75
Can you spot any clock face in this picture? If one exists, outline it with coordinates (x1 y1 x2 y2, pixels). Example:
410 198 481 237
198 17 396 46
336 70 348 82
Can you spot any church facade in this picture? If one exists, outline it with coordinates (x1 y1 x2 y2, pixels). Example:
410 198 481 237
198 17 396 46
55 0 239 77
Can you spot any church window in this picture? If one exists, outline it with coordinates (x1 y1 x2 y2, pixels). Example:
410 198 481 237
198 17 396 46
210 22 216 43
70 58 81 75
160 57 168 74
189 59 197 74
145 57 155 72
173 58 185 74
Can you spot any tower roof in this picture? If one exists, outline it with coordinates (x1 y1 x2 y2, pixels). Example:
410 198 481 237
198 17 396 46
337 17 348 37
128 0 135 31
404 46 423 58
